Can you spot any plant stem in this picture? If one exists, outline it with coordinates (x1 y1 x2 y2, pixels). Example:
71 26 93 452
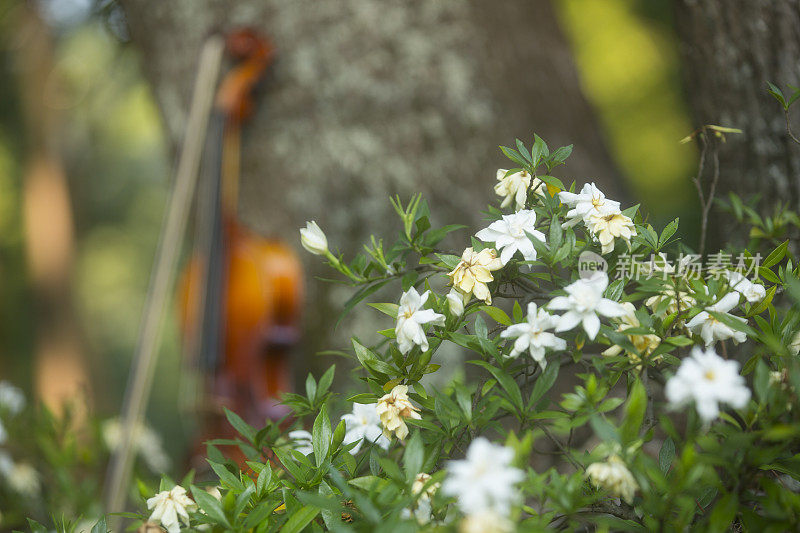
785 108 800 145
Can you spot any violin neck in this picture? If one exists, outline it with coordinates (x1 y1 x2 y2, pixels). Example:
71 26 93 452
195 112 229 371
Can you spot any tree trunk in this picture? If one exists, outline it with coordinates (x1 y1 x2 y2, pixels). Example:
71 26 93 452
674 0 800 227
119 0 622 377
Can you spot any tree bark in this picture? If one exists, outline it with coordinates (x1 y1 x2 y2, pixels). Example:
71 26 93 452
119 0 623 375
674 0 800 226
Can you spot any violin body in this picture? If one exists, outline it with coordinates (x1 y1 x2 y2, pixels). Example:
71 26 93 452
176 30 302 460
178 220 302 425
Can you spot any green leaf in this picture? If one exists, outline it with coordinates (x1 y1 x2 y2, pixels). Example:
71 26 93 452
707 310 756 337
234 485 255 521
208 460 245 491
479 305 512 326
27 519 48 533
435 253 462 270
516 138 532 162
767 81 788 109
305 373 317 403
513 300 524 322
424 224 467 246
367 302 399 318
280 505 321 533
332 419 346 451
499 146 529 167
224 408 257 444
272 447 307 482
754 359 771 403
538 175 565 191
658 218 679 249
708 492 737 531
551 144 573 163
312 403 332 467
763 240 788 268
256 463 272 497
91 517 108 533
347 393 379 404
589 415 619 443
317 365 336 398
533 133 549 160
659 437 675 474
403 431 424 481
243 502 278 530
469 360 523 414
549 216 563 250
622 203 640 219
192 485 232 528
528 359 560 410
336 279 393 328
758 266 780 284
620 380 646 444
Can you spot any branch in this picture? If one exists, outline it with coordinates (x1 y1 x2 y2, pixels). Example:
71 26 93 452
785 108 800 145
540 423 583 471
691 133 720 257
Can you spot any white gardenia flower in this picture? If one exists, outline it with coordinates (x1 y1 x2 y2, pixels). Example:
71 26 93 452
341 403 390 453
7 462 40 497
494 169 543 210
725 271 766 303
585 455 639 504
686 292 748 346
500 302 566 369
395 287 446 354
0 451 12 477
147 485 197 533
0 381 25 415
288 430 314 455
0 454 41 498
475 210 546 265
790 331 800 356
460 510 514 533
446 288 467 316
548 272 627 340
665 346 751 422
102 419 171 472
299 221 328 256
442 437 524 516
558 182 621 229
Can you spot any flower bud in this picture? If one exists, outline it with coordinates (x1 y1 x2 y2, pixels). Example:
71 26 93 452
446 288 465 316
300 221 328 256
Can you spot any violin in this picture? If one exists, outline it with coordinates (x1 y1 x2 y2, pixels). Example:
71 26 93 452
177 30 303 459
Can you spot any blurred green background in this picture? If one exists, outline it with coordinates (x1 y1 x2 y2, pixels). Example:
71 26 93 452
0 0 698 468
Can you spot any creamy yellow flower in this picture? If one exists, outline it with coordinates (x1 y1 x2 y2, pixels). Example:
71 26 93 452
448 247 503 304
494 169 543 210
412 472 440 499
645 286 696 329
376 385 421 440
586 455 638 504
586 211 636 254
602 302 661 365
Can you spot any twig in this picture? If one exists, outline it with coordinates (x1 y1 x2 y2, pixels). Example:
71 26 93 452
691 133 720 257
540 423 583 471
785 109 800 145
